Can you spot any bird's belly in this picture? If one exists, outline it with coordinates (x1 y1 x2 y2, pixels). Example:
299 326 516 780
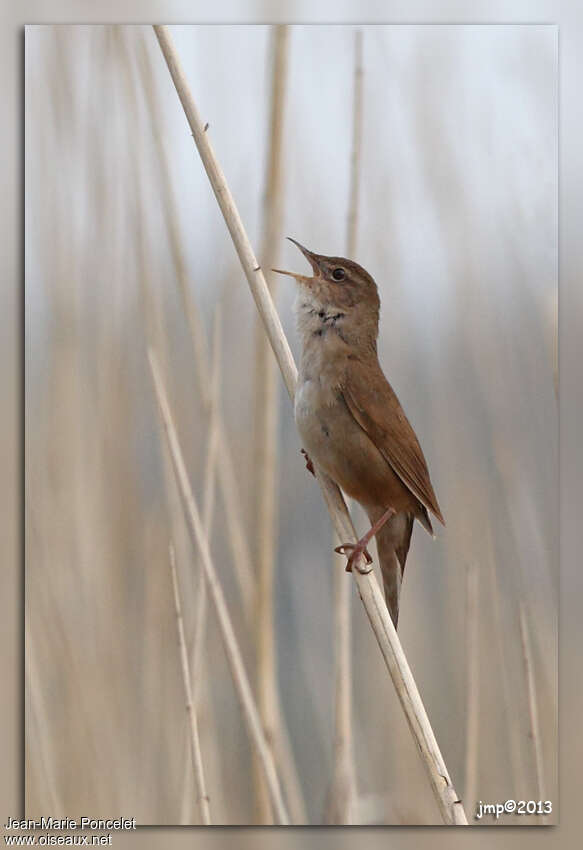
295 378 411 512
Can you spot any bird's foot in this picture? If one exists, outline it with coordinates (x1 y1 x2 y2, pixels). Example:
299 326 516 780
334 507 397 575
300 448 315 477
334 541 374 574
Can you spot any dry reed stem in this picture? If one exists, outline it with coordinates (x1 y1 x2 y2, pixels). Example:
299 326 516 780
152 23 467 825
169 544 212 824
141 29 304 823
179 306 221 823
214 429 256 615
152 27 297 395
519 602 547 823
252 24 289 824
116 31 210 820
463 562 479 813
326 29 362 825
136 36 207 400
192 306 222 699
148 349 289 825
137 35 255 622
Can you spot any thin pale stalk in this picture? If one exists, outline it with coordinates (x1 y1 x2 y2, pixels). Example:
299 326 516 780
142 30 304 821
118 39 212 822
148 349 289 825
152 24 467 825
153 26 297 396
192 305 222 698
214 426 255 616
317 475 468 825
327 29 363 825
252 24 289 824
137 34 255 621
519 603 547 823
180 306 221 824
169 544 212 824
463 563 479 813
137 35 209 405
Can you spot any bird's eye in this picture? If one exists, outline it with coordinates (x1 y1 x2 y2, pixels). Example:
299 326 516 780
332 268 345 281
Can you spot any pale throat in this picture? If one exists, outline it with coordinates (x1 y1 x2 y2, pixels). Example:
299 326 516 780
294 291 347 342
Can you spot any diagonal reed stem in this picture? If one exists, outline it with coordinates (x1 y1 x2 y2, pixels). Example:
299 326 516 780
191 305 222 702
169 543 212 824
179 305 221 823
152 23 467 826
137 32 305 822
149 349 290 825
136 35 255 622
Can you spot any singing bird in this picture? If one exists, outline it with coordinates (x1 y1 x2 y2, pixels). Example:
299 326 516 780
274 238 444 628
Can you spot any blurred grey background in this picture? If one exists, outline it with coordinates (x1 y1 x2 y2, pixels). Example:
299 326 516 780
24 24 556 827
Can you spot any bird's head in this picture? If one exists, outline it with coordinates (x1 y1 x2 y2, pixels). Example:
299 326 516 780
273 238 380 349
273 236 380 320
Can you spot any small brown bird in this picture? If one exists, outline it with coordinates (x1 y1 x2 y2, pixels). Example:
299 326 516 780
274 238 444 628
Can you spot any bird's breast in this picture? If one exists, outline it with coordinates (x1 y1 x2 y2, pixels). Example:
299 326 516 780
294 358 416 514
294 356 340 452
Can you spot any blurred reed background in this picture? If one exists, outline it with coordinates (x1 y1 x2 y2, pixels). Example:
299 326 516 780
25 24 557 825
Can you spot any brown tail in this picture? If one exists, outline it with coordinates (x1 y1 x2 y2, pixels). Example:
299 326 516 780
370 510 414 629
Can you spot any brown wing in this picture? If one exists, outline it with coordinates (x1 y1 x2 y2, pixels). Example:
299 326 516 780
342 356 445 525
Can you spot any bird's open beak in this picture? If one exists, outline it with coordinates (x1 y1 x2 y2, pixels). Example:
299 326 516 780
272 237 322 284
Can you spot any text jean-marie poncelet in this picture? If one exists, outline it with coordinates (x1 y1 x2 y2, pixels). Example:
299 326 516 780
4 817 137 831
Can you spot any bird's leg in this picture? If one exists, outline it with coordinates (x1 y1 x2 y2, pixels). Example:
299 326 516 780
335 506 396 574
300 448 315 477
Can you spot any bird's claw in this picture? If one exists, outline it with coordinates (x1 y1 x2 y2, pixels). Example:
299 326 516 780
334 542 374 574
300 448 315 477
